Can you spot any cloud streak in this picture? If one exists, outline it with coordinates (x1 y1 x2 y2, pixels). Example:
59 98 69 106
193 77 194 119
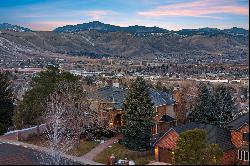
23 21 80 31
138 0 249 18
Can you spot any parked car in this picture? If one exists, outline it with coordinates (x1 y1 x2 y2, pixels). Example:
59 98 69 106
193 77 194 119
116 159 135 165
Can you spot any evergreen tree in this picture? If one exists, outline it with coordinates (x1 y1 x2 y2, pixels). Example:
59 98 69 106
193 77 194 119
188 82 218 124
13 66 78 128
0 72 14 134
122 77 154 150
188 83 235 126
214 84 235 126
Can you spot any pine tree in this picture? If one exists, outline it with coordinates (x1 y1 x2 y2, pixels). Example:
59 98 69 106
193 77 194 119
214 84 235 126
188 83 235 126
122 77 154 150
13 66 79 128
188 82 218 124
0 72 14 134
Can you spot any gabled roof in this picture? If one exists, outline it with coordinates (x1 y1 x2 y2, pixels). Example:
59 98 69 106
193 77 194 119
161 92 176 105
89 86 127 103
89 86 175 109
153 122 235 151
226 112 249 130
159 115 176 122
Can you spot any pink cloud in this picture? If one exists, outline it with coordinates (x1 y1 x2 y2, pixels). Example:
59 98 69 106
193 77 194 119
138 0 249 18
22 10 117 31
24 21 80 31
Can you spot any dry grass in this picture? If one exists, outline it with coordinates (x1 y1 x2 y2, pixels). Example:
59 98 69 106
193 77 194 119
68 140 99 157
94 143 154 165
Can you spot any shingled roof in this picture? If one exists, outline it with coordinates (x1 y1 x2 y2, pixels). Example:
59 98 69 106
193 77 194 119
159 115 176 122
89 86 175 109
226 112 249 130
153 122 235 151
89 86 127 103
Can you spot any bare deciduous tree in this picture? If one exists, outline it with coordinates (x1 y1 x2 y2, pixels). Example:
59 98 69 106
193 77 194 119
173 81 199 124
42 81 98 164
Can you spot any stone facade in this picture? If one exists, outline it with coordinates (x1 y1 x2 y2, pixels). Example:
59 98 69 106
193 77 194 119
220 149 236 165
91 99 176 135
153 105 176 135
231 124 249 148
230 124 249 165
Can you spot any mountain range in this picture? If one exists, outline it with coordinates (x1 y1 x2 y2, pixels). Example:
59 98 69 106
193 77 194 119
0 22 248 61
0 23 32 32
0 21 248 37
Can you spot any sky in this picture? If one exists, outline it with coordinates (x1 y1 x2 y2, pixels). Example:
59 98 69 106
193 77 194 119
0 0 249 31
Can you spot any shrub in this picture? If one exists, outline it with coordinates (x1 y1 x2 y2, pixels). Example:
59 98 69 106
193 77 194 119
0 123 7 135
27 133 38 139
101 129 115 138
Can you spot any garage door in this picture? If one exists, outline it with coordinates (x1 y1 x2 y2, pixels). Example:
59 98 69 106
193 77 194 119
159 147 172 164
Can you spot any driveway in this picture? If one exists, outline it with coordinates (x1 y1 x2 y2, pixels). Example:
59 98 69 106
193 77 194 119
0 142 81 165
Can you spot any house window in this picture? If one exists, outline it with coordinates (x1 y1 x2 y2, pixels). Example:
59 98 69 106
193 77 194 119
245 151 249 161
238 150 249 161
243 133 249 142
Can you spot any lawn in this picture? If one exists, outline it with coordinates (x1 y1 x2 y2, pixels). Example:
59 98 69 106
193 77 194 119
94 143 154 165
68 140 99 157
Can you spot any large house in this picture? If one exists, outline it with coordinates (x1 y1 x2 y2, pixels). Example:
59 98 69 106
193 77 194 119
226 112 249 165
89 85 176 134
153 113 249 165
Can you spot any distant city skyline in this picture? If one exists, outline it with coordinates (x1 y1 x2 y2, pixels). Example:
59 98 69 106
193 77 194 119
0 0 249 31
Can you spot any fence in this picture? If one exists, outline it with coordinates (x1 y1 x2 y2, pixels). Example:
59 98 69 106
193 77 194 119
4 124 46 141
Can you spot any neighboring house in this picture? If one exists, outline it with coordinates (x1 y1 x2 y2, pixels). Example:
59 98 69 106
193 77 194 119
153 113 249 165
226 112 249 165
88 85 176 134
153 123 235 165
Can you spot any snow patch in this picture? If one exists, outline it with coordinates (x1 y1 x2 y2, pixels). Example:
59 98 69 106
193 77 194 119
4 124 46 135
